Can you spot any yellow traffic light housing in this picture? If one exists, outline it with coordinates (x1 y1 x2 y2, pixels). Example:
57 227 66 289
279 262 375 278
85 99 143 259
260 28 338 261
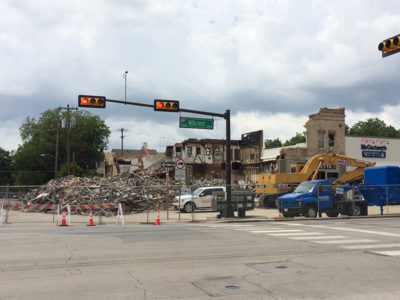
154 99 179 112
78 95 106 108
378 34 400 57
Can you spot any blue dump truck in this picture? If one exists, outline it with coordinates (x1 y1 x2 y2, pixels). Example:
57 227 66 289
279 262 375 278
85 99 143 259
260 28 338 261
279 180 368 218
279 166 400 218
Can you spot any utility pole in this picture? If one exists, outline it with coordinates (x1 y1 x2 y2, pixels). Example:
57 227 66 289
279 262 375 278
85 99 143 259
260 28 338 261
60 104 78 175
55 123 59 178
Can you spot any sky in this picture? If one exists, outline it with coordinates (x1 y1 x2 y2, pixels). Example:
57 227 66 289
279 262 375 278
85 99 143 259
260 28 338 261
2 0 400 153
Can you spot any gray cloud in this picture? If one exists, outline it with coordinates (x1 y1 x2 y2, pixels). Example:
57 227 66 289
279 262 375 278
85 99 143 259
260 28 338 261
2 0 400 151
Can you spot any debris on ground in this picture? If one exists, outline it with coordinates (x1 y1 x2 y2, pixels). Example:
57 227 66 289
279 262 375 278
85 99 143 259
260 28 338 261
21 173 178 214
20 172 254 214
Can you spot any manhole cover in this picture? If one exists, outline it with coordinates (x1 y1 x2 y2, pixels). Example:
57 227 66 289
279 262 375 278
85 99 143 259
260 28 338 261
275 265 288 269
193 277 264 297
225 285 239 289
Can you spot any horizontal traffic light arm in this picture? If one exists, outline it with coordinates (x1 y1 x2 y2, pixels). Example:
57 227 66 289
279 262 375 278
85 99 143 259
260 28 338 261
78 96 227 118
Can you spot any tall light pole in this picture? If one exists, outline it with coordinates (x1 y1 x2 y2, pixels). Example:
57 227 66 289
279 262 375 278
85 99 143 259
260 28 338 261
123 71 128 104
120 128 126 158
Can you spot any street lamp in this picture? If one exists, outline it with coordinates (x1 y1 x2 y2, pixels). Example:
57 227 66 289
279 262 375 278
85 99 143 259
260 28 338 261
41 154 57 179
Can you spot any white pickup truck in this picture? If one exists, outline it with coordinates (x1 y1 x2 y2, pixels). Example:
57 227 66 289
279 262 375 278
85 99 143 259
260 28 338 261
173 186 226 213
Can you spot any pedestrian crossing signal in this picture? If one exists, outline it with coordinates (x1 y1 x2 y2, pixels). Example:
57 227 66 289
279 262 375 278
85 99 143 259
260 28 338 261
78 95 106 108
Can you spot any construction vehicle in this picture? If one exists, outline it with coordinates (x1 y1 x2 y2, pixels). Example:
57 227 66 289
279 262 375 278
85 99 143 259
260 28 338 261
279 180 368 218
256 153 376 208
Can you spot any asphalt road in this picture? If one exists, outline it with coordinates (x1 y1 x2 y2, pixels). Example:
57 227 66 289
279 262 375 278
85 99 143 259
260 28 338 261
1 218 400 299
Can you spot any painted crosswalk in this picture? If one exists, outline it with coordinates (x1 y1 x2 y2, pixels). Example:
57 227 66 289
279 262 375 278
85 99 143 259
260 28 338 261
202 223 400 257
291 235 346 240
269 232 324 237
341 243 400 250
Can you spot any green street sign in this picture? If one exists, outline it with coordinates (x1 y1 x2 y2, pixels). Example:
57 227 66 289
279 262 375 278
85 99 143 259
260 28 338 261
179 117 214 130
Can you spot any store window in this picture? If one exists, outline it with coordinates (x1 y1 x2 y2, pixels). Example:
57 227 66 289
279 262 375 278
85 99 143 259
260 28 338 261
215 146 220 155
328 132 335 148
318 131 325 149
231 149 240 160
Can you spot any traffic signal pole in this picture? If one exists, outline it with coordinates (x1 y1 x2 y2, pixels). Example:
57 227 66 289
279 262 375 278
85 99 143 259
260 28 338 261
224 109 234 218
104 98 235 218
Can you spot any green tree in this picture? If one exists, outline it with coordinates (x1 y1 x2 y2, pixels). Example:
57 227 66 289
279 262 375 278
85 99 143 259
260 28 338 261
348 118 400 138
283 132 306 146
264 138 282 149
13 109 110 185
0 148 13 185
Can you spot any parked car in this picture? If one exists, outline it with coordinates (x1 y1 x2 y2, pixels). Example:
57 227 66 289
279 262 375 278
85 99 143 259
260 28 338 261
173 186 226 213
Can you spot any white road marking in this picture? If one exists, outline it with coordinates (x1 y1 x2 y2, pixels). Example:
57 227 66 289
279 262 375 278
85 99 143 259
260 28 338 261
283 223 400 237
269 232 324 237
290 235 346 240
341 243 400 250
249 229 303 233
314 239 376 244
370 250 400 256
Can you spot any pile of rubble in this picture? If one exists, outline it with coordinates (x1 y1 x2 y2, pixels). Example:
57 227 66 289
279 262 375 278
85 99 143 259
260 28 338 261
21 173 179 214
21 172 255 214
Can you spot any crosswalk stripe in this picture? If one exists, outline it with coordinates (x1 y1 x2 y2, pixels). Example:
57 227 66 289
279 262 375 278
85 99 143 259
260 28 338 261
341 243 400 250
314 239 376 244
270 232 323 237
249 230 303 233
370 250 400 256
283 223 400 237
290 235 346 240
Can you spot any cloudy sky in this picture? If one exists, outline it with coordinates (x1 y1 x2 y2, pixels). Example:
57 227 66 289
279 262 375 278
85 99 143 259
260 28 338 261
1 0 400 152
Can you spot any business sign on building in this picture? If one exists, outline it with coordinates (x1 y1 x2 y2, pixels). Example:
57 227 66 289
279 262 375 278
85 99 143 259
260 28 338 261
360 138 389 159
345 136 400 167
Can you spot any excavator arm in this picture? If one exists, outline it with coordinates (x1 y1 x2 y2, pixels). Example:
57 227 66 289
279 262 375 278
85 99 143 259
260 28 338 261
301 152 376 183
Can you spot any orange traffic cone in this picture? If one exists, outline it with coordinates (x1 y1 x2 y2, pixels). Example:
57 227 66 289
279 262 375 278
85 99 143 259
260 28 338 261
87 209 95 226
155 209 160 225
59 210 68 226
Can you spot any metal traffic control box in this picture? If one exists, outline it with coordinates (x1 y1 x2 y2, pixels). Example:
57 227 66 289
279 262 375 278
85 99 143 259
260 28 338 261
211 192 230 212
212 191 255 217
234 192 255 217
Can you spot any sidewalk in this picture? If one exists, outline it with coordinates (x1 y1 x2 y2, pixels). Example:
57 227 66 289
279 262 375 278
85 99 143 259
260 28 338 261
2 206 400 225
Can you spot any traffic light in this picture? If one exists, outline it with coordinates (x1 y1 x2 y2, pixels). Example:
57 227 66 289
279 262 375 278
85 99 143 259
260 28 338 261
78 95 106 108
231 161 242 170
154 99 179 112
378 34 400 57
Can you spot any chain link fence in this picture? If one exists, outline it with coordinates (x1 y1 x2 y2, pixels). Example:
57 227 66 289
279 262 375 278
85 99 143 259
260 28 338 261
0 182 255 224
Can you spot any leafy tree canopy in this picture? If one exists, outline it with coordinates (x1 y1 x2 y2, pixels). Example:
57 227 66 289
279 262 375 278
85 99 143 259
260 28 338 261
264 138 282 149
0 148 13 185
13 109 110 185
283 132 306 147
347 118 400 138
